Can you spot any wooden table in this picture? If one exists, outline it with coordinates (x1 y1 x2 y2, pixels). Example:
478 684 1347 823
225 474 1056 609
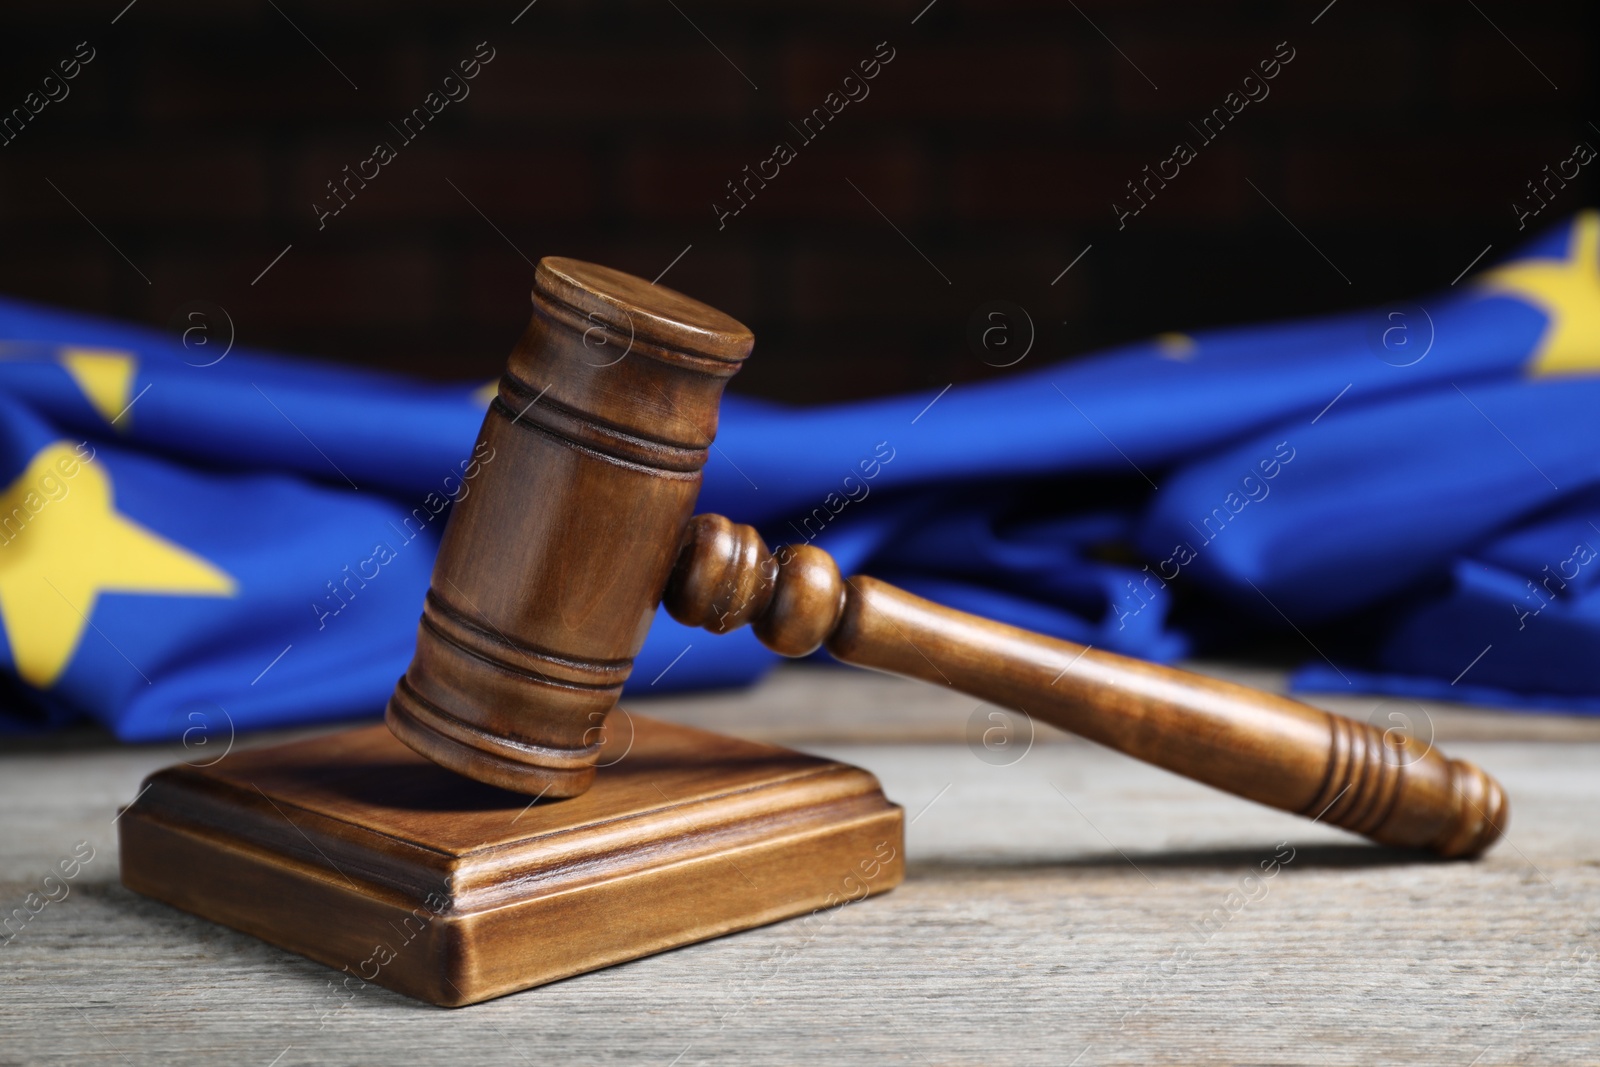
5 663 1598 1065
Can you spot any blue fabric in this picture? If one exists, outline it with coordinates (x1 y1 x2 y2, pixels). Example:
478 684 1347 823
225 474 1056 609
5 212 1600 740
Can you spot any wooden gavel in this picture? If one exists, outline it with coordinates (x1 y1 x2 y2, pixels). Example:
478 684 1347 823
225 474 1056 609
386 257 1507 858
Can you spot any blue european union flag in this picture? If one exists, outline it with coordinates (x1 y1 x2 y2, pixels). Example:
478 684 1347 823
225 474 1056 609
4 212 1600 740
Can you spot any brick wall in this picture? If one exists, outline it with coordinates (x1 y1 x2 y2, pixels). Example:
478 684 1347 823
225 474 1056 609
1 0 1594 402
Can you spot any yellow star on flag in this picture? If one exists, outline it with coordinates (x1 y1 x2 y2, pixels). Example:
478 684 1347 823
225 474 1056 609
58 347 140 429
0 442 235 687
1476 209 1600 378
1154 332 1197 361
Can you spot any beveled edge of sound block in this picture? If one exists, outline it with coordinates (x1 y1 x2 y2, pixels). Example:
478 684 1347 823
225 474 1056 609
118 714 904 1007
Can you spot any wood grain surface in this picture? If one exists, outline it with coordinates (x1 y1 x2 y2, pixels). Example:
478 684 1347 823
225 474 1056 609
4 664 1597 1066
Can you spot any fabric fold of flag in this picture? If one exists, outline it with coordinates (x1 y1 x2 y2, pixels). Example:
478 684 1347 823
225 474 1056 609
4 212 1600 739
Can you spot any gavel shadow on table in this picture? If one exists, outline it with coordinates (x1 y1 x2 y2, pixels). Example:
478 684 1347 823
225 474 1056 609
120 258 1507 1007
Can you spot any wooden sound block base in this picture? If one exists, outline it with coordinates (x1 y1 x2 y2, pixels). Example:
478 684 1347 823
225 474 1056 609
118 714 904 1006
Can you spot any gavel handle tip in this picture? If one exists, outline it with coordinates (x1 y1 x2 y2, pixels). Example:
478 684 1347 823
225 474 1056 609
1433 759 1510 859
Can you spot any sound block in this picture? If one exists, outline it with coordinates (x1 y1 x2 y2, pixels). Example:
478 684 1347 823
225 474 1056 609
118 714 904 1006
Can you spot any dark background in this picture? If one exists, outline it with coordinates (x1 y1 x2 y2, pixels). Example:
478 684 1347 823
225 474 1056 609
2 0 1595 402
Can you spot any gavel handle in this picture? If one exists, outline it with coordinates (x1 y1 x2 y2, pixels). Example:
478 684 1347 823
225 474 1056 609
665 515 1507 858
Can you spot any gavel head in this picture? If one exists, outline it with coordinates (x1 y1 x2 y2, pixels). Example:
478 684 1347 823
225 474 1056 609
385 257 753 797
